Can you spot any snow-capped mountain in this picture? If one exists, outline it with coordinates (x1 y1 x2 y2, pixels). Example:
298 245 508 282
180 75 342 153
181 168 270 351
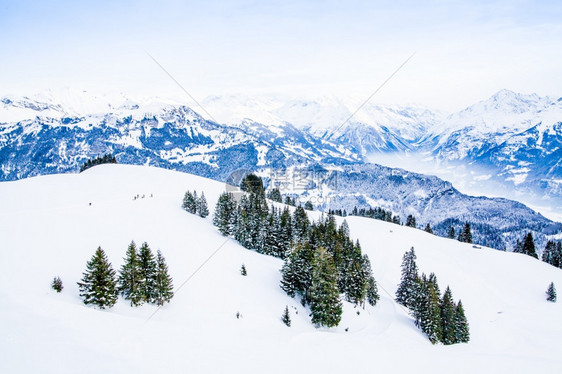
1 164 562 373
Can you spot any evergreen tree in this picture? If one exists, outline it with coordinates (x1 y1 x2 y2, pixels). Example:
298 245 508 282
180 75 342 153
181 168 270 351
240 263 247 276
420 274 442 344
138 242 157 303
118 241 144 306
281 305 291 327
440 286 456 345
304 200 314 211
406 215 416 228
182 190 197 214
292 206 310 244
424 223 433 234
513 239 524 254
77 247 118 309
459 222 473 243
396 247 420 308
546 282 557 302
153 250 174 306
51 276 63 292
213 192 237 236
267 188 282 203
447 226 455 239
453 300 470 343
522 232 538 259
197 192 209 218
363 254 380 306
280 243 314 303
542 241 560 267
310 248 342 328
240 174 265 197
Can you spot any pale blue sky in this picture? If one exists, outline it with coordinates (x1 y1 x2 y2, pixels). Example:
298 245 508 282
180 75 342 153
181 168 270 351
1 0 561 110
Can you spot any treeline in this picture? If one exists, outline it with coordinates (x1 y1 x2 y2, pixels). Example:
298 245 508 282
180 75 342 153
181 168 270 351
542 240 562 268
213 174 380 327
79 153 117 172
396 247 469 344
75 241 173 309
182 190 209 218
349 206 401 224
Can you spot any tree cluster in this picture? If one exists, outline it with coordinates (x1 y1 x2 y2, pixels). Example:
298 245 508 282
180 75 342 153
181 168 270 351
350 206 401 225
77 242 173 309
513 232 538 259
213 174 380 328
542 240 562 268
79 154 117 172
395 247 469 344
182 190 209 218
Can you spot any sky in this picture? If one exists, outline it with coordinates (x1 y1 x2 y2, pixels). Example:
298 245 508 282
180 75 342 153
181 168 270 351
1 0 561 111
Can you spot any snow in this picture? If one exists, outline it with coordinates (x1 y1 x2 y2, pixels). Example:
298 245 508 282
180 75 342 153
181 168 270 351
1 164 562 373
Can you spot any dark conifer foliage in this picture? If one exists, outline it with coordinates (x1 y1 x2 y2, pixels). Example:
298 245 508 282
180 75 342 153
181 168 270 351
79 154 117 172
118 241 144 306
542 241 562 268
447 226 455 239
522 232 538 259
304 201 314 211
424 224 433 234
182 191 197 214
349 206 400 224
282 305 291 327
138 242 157 303
51 276 63 292
453 301 470 343
396 247 420 309
197 192 209 218
240 173 265 197
310 248 342 327
77 247 118 309
153 250 174 306
213 192 237 236
546 282 557 302
240 264 247 276
458 222 473 243
406 215 417 228
440 286 456 345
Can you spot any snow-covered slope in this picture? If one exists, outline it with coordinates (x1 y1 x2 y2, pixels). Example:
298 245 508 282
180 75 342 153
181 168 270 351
1 165 561 373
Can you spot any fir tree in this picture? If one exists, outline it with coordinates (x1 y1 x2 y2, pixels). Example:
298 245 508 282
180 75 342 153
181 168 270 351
424 223 433 234
459 222 473 243
396 247 420 308
440 286 456 345
281 305 291 327
77 247 118 309
213 192 237 236
153 250 174 306
292 206 310 244
363 255 380 306
542 241 560 267
453 300 470 343
138 242 157 303
420 274 442 344
280 243 314 303
447 226 455 239
240 263 247 276
197 192 209 218
118 241 144 306
546 282 557 302
406 215 416 228
240 174 265 197
182 190 197 214
310 248 342 328
267 188 282 203
51 276 63 292
522 232 538 259
304 200 314 211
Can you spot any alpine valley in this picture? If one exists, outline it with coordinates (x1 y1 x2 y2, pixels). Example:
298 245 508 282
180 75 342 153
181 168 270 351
1 89 561 251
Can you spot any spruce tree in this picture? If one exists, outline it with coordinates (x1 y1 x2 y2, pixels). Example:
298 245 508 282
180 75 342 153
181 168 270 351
213 192 237 236
424 223 433 234
447 226 455 239
420 274 442 344
281 305 291 327
396 247 420 308
118 241 144 306
363 255 380 306
310 248 342 328
267 188 282 203
138 242 157 303
153 250 174 306
459 222 473 243
51 276 63 292
240 264 247 276
440 286 456 345
522 232 538 259
453 300 470 343
197 192 209 218
77 247 118 309
406 215 416 228
304 200 314 211
542 241 559 267
182 190 197 214
280 243 314 303
546 282 557 302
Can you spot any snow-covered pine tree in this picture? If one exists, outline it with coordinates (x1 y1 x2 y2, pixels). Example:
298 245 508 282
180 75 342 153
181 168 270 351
213 192 237 236
240 263 247 276
77 247 118 309
182 190 197 214
344 252 367 306
292 206 310 244
279 207 293 258
280 243 314 303
281 305 291 327
310 247 342 328
363 254 380 306
453 300 470 343
424 223 433 234
440 286 456 345
522 232 538 259
51 276 63 292
153 250 174 306
458 222 473 243
138 242 157 303
118 241 144 306
542 241 559 267
396 247 420 308
304 200 314 211
420 274 442 344
197 192 209 218
546 282 557 302
267 188 282 203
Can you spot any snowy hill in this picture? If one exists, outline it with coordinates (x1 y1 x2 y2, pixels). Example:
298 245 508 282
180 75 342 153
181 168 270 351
1 164 562 373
